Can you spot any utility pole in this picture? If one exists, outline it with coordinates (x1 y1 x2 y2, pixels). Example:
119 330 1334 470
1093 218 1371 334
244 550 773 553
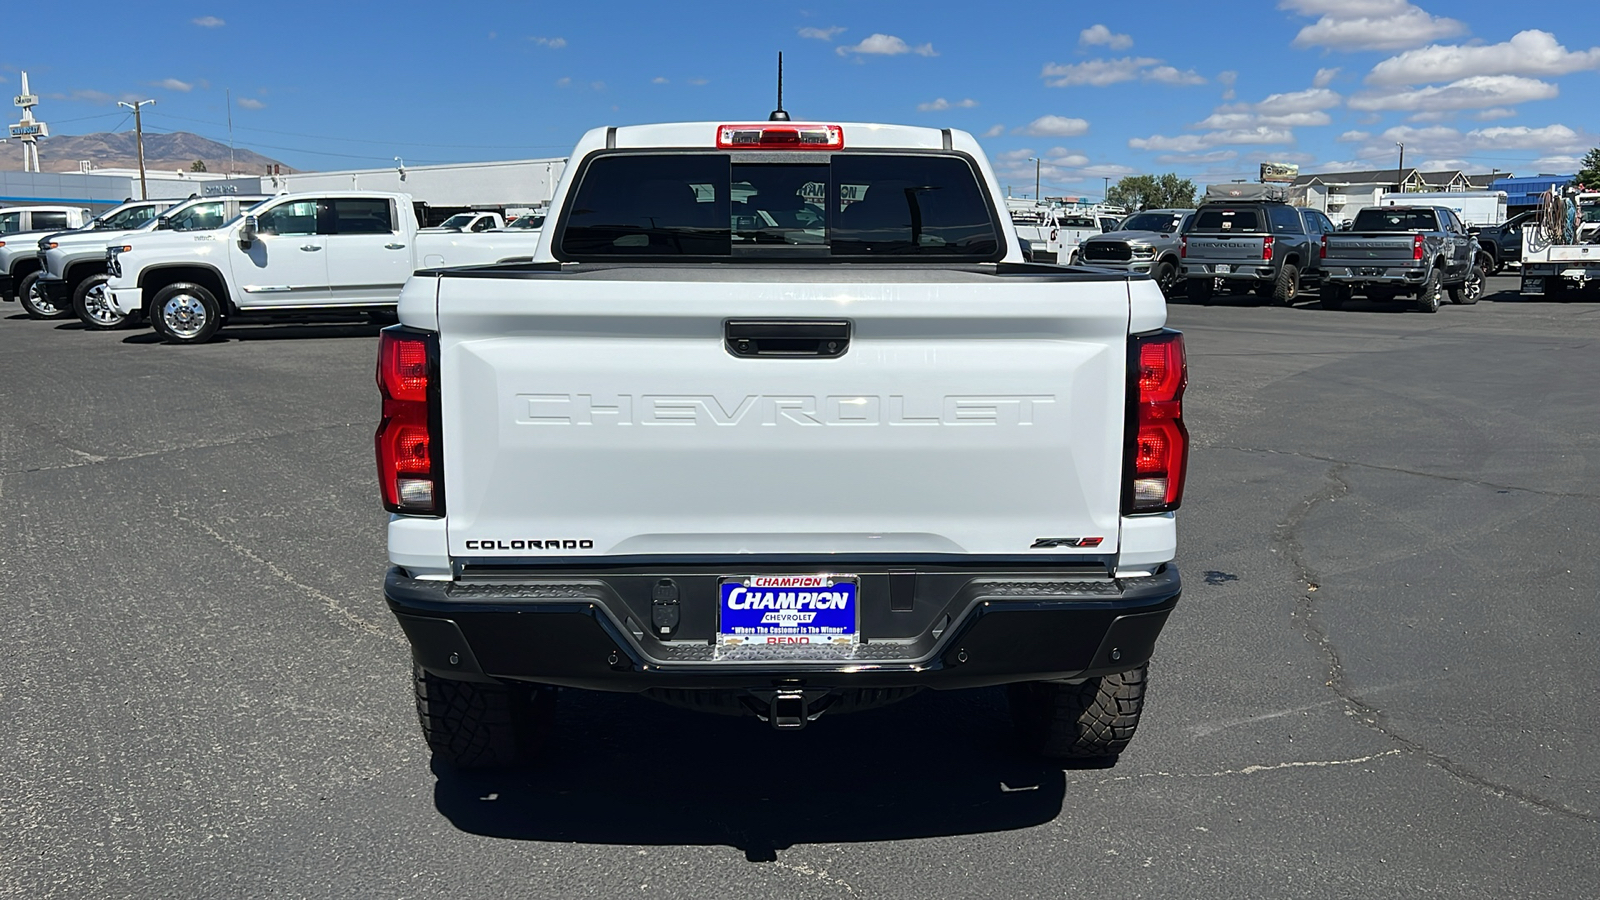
1395 141 1405 193
1028 157 1040 200
226 88 236 175
118 98 156 200
1103 176 1110 203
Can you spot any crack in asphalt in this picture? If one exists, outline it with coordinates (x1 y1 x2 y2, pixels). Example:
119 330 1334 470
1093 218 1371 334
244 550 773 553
1277 463 1597 824
1208 444 1600 501
1 422 359 478
1079 749 1406 784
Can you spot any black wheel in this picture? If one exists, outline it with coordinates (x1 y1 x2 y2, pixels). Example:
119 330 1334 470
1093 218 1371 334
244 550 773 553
1271 263 1300 306
1187 278 1214 305
1009 665 1147 759
1449 262 1484 305
18 271 70 320
1320 283 1351 310
1415 269 1442 313
1484 250 1502 275
149 282 224 344
72 274 131 330
414 664 554 768
1153 260 1179 298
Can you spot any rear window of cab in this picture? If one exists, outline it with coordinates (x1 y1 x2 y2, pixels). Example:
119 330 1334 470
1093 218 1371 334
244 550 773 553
557 152 1001 261
1191 208 1264 233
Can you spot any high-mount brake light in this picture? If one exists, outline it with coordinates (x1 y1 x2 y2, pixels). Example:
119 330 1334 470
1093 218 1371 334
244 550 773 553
716 124 844 150
375 329 443 515
1262 235 1274 261
1124 330 1188 515
1413 233 1425 261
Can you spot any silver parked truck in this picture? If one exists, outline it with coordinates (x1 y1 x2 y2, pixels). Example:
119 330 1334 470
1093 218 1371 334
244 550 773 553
377 120 1190 767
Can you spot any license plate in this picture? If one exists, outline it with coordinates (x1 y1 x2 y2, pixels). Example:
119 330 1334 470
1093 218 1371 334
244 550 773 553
1360 267 1383 276
1215 264 1231 274
718 575 858 649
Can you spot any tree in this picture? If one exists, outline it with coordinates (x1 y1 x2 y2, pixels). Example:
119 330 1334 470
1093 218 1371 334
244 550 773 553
190 159 208 172
1574 147 1600 190
1106 173 1197 211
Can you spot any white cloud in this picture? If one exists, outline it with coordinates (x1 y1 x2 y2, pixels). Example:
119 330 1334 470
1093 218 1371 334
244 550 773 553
1041 57 1204 88
1155 149 1241 165
917 98 979 112
1350 75 1559 112
192 15 225 27
1367 30 1600 86
688 78 709 86
798 26 846 41
1080 24 1133 50
1417 158 1472 171
556 77 572 88
1475 108 1516 121
155 78 193 92
1198 110 1332 129
1218 70 1238 100
1130 127 1295 152
531 36 567 48
1311 158 1396 173
982 124 1005 138
1019 115 1090 137
1533 155 1582 171
237 97 265 110
1338 130 1372 142
837 34 936 57
652 77 669 84
996 148 1036 162
1193 87 1341 129
1347 123 1590 167
1257 87 1343 116
1313 67 1341 88
1280 0 1466 51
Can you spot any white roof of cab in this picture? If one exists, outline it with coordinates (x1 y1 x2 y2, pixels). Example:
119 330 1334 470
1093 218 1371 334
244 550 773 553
574 121 964 155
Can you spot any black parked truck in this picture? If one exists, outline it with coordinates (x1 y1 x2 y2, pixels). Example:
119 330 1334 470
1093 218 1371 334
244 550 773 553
1179 184 1336 305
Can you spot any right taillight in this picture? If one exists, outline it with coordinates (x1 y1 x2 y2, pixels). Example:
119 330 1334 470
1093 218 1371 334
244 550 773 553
376 328 443 515
1412 233 1425 261
1319 234 1328 259
1262 235 1275 261
1179 235 1187 258
1124 330 1188 514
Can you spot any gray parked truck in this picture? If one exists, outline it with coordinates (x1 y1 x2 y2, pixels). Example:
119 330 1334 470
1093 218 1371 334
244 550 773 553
1320 205 1484 313
1077 208 1194 297
1180 185 1336 306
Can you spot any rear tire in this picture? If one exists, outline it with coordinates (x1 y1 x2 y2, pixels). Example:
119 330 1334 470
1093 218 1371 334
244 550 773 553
1271 263 1300 306
1320 283 1351 310
1009 664 1148 760
18 272 69 320
414 664 554 769
1449 262 1484 305
1415 269 1442 313
149 282 224 344
72 274 130 330
1187 278 1214 305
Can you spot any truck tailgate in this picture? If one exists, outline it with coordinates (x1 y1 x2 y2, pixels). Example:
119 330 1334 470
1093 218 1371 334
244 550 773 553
1324 234 1418 261
1185 235 1266 260
432 268 1137 559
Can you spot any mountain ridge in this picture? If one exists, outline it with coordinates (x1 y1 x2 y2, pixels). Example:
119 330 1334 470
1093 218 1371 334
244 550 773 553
0 131 293 175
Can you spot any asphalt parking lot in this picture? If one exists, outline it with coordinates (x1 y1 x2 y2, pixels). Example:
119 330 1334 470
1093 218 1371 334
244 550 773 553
2 275 1596 899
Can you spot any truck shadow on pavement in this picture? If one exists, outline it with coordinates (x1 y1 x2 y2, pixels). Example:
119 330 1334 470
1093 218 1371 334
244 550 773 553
118 321 384 344
431 687 1078 860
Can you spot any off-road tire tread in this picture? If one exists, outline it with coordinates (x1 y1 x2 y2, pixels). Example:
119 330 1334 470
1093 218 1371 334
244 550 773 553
413 664 552 769
1416 269 1442 313
1272 263 1300 306
1009 664 1147 759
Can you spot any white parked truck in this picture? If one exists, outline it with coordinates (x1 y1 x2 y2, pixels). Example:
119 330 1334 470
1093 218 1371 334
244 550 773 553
105 191 543 343
1519 190 1600 299
0 205 93 235
1 200 164 313
378 120 1188 767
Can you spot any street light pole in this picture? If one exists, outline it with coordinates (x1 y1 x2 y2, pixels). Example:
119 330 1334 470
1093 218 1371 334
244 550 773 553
1026 157 1041 200
1395 141 1405 193
118 99 157 200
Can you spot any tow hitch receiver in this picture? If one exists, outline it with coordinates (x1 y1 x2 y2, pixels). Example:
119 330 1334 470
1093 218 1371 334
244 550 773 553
771 691 808 729
743 688 833 730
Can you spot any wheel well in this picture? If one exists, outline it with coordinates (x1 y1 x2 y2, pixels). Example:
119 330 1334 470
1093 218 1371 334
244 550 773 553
8 257 41 280
64 260 107 291
139 266 232 315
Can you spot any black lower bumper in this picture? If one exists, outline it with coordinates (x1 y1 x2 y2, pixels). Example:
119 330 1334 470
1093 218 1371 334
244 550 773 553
39 276 69 306
384 563 1181 692
0 273 11 300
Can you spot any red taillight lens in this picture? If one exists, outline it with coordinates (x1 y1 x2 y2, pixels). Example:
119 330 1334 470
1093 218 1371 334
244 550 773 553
1180 235 1187 258
1413 233 1425 261
1319 234 1327 259
1262 235 1274 261
1125 331 1188 514
716 124 845 150
376 329 442 515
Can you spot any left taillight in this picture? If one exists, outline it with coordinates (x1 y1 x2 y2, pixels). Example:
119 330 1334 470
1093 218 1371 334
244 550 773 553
1123 330 1188 515
376 328 443 515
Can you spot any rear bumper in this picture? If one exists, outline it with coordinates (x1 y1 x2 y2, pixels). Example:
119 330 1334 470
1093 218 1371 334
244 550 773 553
384 563 1181 692
1323 265 1428 285
1183 262 1274 281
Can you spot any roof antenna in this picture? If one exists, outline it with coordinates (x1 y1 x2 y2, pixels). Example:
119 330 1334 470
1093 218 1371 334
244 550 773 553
769 52 790 121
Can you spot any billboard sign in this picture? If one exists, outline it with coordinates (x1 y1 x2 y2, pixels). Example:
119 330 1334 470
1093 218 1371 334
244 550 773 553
1260 162 1299 184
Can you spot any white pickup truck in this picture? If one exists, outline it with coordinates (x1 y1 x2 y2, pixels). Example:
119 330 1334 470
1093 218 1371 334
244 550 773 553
0 205 93 235
378 120 1188 767
105 191 542 343
1 202 143 311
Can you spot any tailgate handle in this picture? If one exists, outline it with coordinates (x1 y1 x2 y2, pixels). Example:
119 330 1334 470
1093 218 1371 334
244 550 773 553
725 319 851 359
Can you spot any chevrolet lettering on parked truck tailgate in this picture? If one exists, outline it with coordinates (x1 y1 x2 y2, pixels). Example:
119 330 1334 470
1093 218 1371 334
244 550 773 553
517 393 1056 426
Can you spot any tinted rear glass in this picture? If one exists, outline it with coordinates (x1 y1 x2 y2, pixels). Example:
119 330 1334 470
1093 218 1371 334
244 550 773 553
1192 208 1263 233
32 211 70 230
0 212 20 234
1351 208 1441 231
1119 212 1182 233
559 152 999 261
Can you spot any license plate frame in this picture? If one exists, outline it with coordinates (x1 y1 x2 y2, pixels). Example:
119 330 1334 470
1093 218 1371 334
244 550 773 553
1215 264 1232 274
717 574 860 653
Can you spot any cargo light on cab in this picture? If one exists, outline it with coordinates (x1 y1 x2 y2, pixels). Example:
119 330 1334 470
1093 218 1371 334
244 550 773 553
716 124 844 150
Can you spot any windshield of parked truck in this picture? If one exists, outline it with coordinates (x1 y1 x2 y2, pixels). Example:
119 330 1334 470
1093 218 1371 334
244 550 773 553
559 153 1000 261
164 201 229 232
1191 207 1264 233
1119 212 1184 233
506 214 545 229
438 214 476 229
0 212 20 234
98 204 165 231
1351 208 1441 232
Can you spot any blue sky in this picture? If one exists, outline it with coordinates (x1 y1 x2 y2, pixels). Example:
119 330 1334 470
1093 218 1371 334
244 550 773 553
4 1 1597 199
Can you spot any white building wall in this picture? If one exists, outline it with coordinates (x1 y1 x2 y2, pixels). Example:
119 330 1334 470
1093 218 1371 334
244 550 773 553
272 158 567 208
